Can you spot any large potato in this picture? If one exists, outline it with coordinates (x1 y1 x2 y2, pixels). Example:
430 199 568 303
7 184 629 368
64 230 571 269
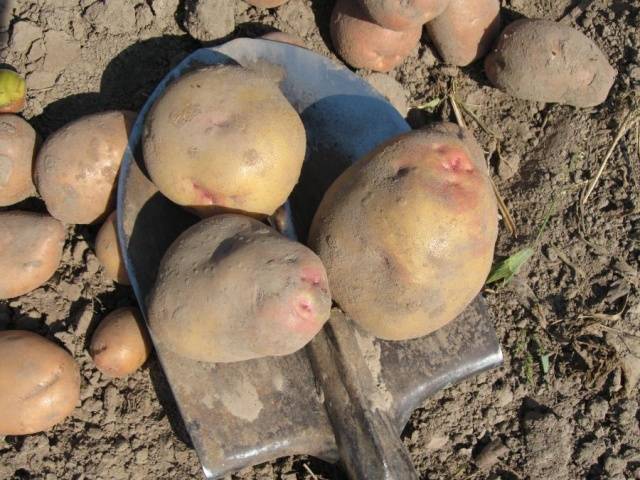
34 110 135 224
95 211 129 285
426 0 500 66
0 114 37 206
356 0 450 31
143 65 306 218
485 19 616 107
309 123 498 340
0 330 80 435
0 211 65 300
147 214 331 363
330 0 422 72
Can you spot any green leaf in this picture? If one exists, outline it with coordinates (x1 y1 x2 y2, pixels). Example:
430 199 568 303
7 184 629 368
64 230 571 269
486 247 535 285
415 97 442 112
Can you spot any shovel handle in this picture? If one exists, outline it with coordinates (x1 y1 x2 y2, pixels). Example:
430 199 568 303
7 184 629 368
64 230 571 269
307 311 419 480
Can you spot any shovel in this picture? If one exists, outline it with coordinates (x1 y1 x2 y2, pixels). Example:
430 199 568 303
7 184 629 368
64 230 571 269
116 38 503 479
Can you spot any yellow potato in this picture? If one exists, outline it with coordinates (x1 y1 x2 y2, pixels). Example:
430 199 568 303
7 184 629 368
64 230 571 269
0 114 37 206
95 211 129 285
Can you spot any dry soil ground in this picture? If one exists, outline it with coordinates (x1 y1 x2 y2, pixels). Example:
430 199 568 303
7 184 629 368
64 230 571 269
0 0 639 479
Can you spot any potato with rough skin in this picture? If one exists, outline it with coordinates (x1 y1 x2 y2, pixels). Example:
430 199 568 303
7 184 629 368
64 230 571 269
148 214 331 363
95 211 129 285
90 307 152 378
0 330 80 435
331 0 422 72
34 110 135 224
244 0 288 7
485 19 616 107
426 0 501 66
309 123 498 340
0 114 37 206
356 0 450 31
0 211 65 300
143 65 306 218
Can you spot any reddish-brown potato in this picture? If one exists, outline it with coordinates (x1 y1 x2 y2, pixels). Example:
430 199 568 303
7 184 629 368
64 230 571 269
0 211 65 300
261 31 306 48
143 65 306 218
95 211 129 285
0 114 37 206
330 0 422 72
34 110 135 224
0 330 80 435
309 123 498 340
357 0 450 31
90 307 152 378
485 19 616 107
148 214 331 363
426 0 500 66
244 0 288 7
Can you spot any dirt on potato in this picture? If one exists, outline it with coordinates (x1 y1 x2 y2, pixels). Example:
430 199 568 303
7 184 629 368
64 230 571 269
0 0 639 479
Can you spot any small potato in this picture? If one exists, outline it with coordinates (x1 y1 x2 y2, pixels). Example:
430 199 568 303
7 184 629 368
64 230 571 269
0 114 37 206
244 0 288 7
90 307 152 378
330 0 422 72
485 19 616 107
356 0 450 31
95 211 129 285
0 330 80 435
143 65 306 218
34 110 135 224
309 123 498 340
148 214 332 363
0 211 65 300
426 0 500 66
0 70 26 113
261 31 306 48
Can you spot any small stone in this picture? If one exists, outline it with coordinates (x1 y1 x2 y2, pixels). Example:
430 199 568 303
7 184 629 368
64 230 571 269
183 0 235 42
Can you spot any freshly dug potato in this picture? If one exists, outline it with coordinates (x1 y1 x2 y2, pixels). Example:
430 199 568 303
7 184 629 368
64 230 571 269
0 330 80 435
331 0 422 72
0 70 26 113
485 19 616 107
34 110 135 224
95 211 129 285
356 0 450 31
147 214 331 363
244 0 288 7
0 114 37 206
0 211 65 300
90 307 152 378
309 123 498 340
143 65 306 218
261 31 306 48
426 0 500 66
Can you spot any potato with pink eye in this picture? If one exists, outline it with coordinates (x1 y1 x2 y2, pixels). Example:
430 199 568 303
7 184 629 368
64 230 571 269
147 214 332 363
309 123 498 340
426 0 501 66
356 0 451 31
0 114 37 206
95 211 129 285
330 0 422 72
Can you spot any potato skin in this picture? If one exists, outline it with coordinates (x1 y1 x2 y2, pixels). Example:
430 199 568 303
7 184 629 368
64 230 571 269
330 0 422 72
90 307 152 378
357 0 450 31
485 19 616 107
0 211 65 300
0 114 37 206
426 0 500 66
147 214 331 363
95 211 129 285
0 330 80 435
34 110 135 224
143 65 306 217
309 123 498 340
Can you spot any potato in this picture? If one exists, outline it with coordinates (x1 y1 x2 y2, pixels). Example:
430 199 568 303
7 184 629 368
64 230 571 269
426 0 500 66
90 307 152 378
95 211 129 285
330 0 422 72
356 0 450 31
34 110 135 224
0 211 65 300
0 330 80 435
485 19 616 107
0 114 37 206
0 70 26 114
147 214 331 363
244 0 288 7
309 123 498 340
143 65 306 218
261 31 306 48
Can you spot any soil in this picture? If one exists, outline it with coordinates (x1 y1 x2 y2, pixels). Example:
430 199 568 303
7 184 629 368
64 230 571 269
1 0 639 479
